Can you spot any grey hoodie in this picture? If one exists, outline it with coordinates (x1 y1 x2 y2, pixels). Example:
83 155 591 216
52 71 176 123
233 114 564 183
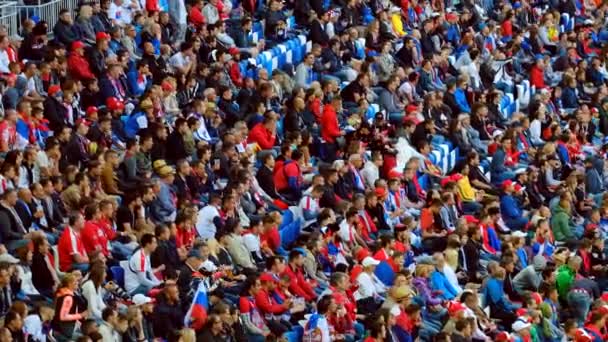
512 255 547 294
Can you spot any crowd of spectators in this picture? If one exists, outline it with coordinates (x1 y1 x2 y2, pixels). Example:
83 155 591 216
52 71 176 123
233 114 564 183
2 0 608 341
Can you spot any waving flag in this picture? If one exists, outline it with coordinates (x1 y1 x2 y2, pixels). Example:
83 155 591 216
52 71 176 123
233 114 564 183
184 280 209 330
15 119 31 150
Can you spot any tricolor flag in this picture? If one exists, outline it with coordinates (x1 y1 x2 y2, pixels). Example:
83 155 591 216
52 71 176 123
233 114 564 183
15 119 31 150
184 280 209 330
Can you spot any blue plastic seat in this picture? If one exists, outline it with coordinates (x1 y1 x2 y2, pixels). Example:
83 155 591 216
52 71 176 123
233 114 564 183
110 266 125 288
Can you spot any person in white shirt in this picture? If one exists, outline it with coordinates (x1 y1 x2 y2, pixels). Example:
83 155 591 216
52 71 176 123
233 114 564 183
169 42 195 75
123 233 162 296
355 257 387 301
0 35 10 74
298 185 323 229
24 306 54 342
242 219 263 263
202 0 220 24
529 107 546 147
361 152 383 188
108 0 137 26
304 295 333 342
81 262 109 321
196 194 221 240
99 307 123 342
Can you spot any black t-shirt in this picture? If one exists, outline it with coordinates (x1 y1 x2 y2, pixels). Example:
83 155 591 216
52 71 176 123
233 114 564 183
115 205 135 232
468 164 490 186
340 81 364 104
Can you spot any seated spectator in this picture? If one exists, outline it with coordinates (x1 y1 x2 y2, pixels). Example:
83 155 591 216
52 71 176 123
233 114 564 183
124 234 162 296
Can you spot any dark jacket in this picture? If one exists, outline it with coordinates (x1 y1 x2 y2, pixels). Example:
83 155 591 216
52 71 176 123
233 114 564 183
65 134 90 168
31 251 56 297
53 20 80 47
256 166 278 199
43 96 69 133
88 47 107 77
14 200 34 232
166 131 187 164
153 295 184 339
0 205 25 244
310 19 329 46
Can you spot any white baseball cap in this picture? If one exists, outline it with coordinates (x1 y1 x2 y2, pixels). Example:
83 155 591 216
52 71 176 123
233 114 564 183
362 256 380 268
132 294 154 306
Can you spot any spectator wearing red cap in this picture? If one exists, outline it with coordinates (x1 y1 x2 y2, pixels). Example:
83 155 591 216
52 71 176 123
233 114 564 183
500 179 529 231
41 85 68 133
67 41 95 81
254 273 292 336
89 32 111 77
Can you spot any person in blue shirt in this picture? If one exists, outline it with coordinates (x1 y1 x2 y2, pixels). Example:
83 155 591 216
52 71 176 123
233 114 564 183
484 266 520 328
126 60 152 97
500 180 529 231
429 253 459 300
454 76 471 113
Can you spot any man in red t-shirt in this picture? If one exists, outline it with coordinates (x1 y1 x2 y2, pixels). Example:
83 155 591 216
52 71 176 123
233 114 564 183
81 203 109 257
58 213 89 272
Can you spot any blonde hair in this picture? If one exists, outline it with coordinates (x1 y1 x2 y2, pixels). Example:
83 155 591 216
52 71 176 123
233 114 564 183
60 273 77 288
181 328 196 342
206 239 220 256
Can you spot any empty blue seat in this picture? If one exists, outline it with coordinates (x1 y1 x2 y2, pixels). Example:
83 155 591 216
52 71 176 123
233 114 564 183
110 266 125 288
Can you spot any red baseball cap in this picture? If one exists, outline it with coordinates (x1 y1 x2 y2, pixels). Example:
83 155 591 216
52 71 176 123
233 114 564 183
259 273 276 283
405 104 419 114
75 118 91 127
374 187 387 198
387 168 403 179
161 81 174 92
502 179 514 190
228 47 240 56
446 13 458 21
106 97 125 111
447 301 466 316
96 32 110 41
86 106 98 116
48 84 62 97
71 40 85 51
463 215 479 224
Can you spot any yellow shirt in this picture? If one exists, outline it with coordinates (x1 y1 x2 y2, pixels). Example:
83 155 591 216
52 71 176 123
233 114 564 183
457 176 476 202
391 14 406 37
